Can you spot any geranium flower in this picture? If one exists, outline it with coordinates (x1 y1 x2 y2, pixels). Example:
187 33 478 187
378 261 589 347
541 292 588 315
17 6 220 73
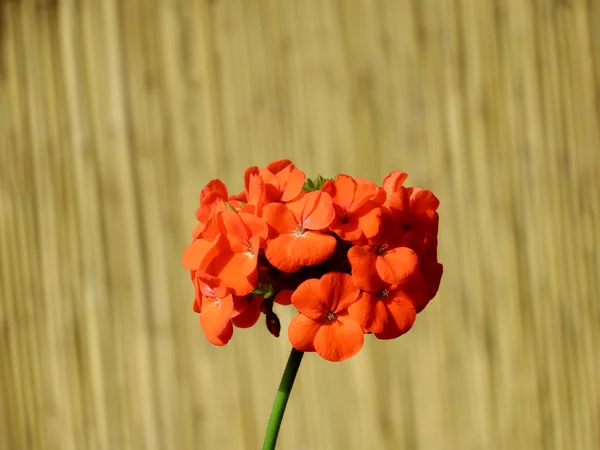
242 159 306 209
388 187 440 241
262 190 336 273
288 272 363 362
322 174 385 242
347 260 417 339
193 271 249 346
203 210 268 295
347 212 420 287
182 161 442 362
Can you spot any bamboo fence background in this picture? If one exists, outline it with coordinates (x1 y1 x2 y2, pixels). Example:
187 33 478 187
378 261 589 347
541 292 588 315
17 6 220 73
1 0 599 449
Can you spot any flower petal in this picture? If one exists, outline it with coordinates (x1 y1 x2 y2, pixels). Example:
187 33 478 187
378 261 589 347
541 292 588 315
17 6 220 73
259 168 281 201
274 289 294 306
376 247 419 285
351 182 379 211
200 294 234 342
348 245 381 292
319 272 360 313
348 292 388 334
383 171 408 196
329 210 362 242
288 314 320 352
265 231 336 273
200 179 228 202
195 271 228 298
239 212 269 240
231 295 262 328
182 237 220 270
281 167 306 202
262 203 298 235
409 188 440 213
217 210 249 252
207 252 258 295
302 191 335 231
374 298 416 340
203 320 234 346
331 175 356 210
291 279 327 320
266 158 293 174
313 314 364 362
231 295 249 318
356 204 382 239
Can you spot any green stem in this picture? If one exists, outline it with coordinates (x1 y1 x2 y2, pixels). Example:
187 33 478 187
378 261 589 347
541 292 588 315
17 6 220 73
262 348 304 450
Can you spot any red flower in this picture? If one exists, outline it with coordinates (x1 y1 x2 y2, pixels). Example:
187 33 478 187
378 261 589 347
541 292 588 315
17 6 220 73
204 210 268 295
347 259 418 339
348 244 419 286
288 273 363 362
182 160 443 361
242 159 306 209
193 271 249 346
322 174 385 242
262 191 336 273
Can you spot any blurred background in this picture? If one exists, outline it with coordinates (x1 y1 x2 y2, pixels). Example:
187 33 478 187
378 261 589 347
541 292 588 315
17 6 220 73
1 0 599 449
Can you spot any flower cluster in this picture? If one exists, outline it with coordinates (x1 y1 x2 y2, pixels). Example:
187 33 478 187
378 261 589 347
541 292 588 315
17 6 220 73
182 160 442 361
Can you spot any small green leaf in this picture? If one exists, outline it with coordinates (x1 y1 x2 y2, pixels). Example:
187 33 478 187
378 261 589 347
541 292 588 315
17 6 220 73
263 284 275 299
302 173 334 192
302 178 316 192
251 283 275 299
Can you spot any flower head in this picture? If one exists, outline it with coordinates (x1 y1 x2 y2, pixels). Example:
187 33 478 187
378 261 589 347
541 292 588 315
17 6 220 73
182 163 443 362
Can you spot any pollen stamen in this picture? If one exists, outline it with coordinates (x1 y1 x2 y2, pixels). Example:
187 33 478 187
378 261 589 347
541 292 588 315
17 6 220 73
325 311 336 321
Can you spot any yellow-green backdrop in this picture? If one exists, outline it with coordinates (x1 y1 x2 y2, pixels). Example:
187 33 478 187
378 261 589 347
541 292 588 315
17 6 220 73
1 1 599 449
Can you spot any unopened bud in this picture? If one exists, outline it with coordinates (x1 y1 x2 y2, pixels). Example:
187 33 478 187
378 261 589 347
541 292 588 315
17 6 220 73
266 312 281 338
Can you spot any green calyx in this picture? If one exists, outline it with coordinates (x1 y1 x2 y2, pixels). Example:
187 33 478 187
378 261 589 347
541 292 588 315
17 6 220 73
302 174 336 192
252 283 275 299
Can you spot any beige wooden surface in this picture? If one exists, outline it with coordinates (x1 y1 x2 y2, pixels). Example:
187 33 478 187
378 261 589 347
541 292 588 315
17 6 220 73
1 1 599 449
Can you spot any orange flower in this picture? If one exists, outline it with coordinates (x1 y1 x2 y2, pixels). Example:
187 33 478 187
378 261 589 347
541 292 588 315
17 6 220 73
203 210 268 295
194 271 248 346
388 187 439 238
263 159 306 202
182 160 442 358
193 179 246 240
262 191 336 273
347 260 417 339
322 174 386 242
382 171 408 197
348 236 419 287
243 159 306 209
288 273 363 362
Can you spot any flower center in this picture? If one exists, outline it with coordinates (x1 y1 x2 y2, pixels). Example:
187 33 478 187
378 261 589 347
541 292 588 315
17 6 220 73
244 244 255 256
325 311 336 321
339 213 349 224
377 289 390 299
294 225 305 236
